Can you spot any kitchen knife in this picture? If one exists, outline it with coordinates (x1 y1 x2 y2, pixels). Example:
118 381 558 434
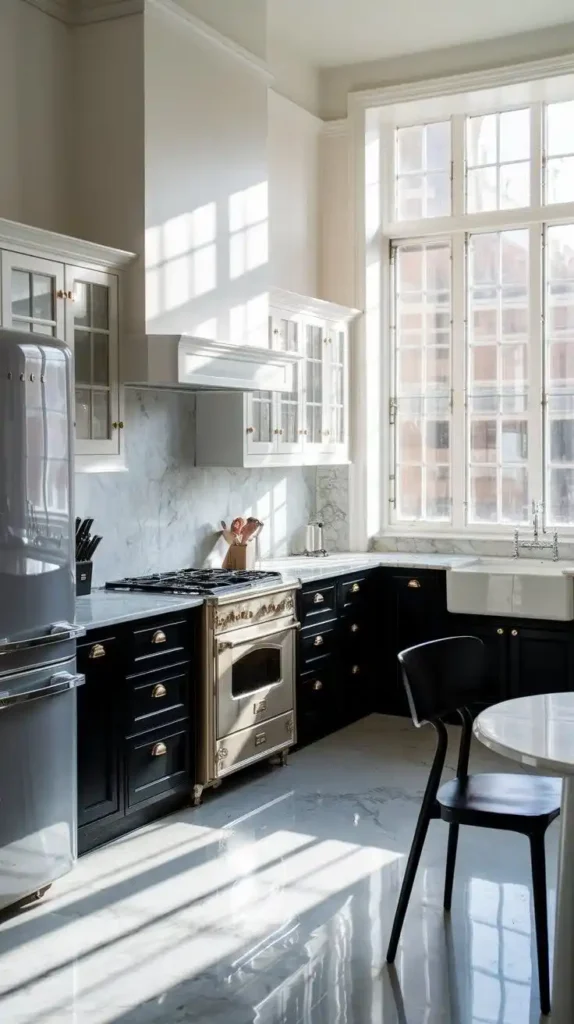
83 535 102 561
76 518 93 557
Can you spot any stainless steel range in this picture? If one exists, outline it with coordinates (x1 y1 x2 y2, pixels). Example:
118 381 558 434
106 568 300 804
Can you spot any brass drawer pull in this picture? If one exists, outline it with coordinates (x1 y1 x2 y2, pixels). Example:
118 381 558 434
89 643 106 659
151 741 167 757
313 592 324 604
313 635 324 647
351 583 360 593
407 579 421 589
350 623 359 633
254 731 266 747
152 630 167 644
313 680 323 691
253 699 267 714
152 683 167 699
351 664 360 675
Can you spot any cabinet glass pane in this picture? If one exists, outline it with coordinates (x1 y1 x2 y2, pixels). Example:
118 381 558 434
92 284 109 331
75 332 91 385
93 334 109 386
32 322 55 336
75 390 91 440
305 325 323 442
32 274 54 321
252 392 273 443
12 271 32 318
92 392 110 440
74 281 89 327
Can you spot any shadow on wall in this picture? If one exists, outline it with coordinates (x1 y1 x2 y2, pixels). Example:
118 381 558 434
75 389 315 585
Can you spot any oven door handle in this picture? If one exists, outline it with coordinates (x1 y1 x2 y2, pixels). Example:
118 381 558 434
218 620 300 652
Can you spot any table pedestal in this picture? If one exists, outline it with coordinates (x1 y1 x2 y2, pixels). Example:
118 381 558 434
552 775 574 1021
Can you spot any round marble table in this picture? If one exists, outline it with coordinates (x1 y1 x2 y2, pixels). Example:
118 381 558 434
474 693 574 1021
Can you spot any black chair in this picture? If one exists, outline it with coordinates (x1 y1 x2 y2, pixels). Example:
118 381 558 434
386 636 561 1017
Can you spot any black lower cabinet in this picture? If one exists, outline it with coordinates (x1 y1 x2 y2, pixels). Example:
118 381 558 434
508 625 574 698
77 612 196 855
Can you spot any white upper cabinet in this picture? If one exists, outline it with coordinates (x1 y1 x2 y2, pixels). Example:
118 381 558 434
195 291 360 468
0 220 135 473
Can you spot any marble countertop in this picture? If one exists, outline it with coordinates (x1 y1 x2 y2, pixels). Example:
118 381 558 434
474 693 574 774
260 552 476 583
75 590 204 631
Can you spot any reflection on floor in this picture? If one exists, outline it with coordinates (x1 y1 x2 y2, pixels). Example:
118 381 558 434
0 714 559 1023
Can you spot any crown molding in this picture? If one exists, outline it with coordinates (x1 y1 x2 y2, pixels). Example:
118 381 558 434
21 0 71 21
0 217 137 270
148 0 273 83
322 118 348 137
348 52 574 111
74 0 143 23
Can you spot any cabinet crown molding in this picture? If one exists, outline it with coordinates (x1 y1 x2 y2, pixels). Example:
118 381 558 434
271 289 361 323
0 218 136 271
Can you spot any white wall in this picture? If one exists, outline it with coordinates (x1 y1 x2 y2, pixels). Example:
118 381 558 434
319 130 354 307
320 20 574 119
268 91 321 297
267 39 320 116
144 3 269 345
0 0 69 232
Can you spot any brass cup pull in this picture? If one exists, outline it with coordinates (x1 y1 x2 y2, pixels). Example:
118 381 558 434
351 664 360 675
313 592 324 604
89 643 105 659
351 583 360 594
152 630 167 644
313 680 323 691
151 741 167 757
313 635 324 647
152 683 167 699
407 579 421 589
497 628 504 635
511 629 518 637
350 623 359 633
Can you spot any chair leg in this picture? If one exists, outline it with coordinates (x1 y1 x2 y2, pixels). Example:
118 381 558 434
443 823 459 912
529 832 551 1017
386 798 436 963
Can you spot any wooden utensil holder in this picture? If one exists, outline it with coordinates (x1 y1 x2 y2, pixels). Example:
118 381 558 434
223 543 256 570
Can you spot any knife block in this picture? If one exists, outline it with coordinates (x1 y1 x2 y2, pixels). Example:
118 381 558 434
223 544 256 571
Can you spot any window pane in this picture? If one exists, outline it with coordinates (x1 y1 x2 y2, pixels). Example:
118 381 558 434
499 109 530 162
467 167 497 213
393 241 451 522
396 121 450 220
466 110 530 212
547 156 574 205
545 225 574 525
500 162 529 210
467 114 497 166
467 230 529 525
547 101 574 157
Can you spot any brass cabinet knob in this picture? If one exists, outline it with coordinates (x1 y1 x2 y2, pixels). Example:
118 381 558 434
497 628 504 635
151 741 167 757
313 680 323 691
89 643 105 659
511 629 518 637
407 579 421 589
313 592 324 604
351 583 360 593
350 623 359 633
152 683 167 698
299 429 308 435
246 427 254 433
112 421 124 429
152 629 167 644
56 289 65 299
274 428 283 434
351 664 360 675
313 635 324 646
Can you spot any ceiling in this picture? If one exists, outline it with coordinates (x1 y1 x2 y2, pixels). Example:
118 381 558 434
267 0 574 69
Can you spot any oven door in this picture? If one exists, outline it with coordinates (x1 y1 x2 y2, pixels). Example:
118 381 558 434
216 620 297 739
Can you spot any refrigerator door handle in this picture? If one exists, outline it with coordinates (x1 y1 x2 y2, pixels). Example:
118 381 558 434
0 672 85 709
0 622 85 656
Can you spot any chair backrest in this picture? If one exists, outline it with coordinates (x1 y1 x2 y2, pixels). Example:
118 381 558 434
398 636 486 727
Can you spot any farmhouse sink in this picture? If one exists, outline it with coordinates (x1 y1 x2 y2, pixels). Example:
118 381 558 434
447 557 574 620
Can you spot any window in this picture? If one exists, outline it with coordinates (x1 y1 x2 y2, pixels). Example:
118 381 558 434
385 95 574 531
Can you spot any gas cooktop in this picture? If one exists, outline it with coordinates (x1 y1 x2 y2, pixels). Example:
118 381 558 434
105 568 283 596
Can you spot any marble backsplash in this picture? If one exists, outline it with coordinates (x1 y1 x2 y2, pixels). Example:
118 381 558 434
76 390 316 586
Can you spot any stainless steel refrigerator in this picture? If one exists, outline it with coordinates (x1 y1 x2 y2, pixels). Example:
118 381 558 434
0 327 84 911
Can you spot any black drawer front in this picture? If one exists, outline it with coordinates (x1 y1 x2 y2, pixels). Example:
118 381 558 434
300 584 337 626
338 577 367 610
126 722 190 810
298 665 338 741
78 635 119 674
300 623 336 666
130 618 189 669
126 661 190 736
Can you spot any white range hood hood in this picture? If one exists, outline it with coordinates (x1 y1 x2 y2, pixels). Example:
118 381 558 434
125 334 301 392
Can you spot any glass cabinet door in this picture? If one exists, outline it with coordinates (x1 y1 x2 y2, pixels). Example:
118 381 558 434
304 321 325 448
326 327 347 450
274 315 302 455
246 391 275 454
65 267 119 457
1 252 65 339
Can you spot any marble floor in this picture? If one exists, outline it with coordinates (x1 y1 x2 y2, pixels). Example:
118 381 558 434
0 714 560 1024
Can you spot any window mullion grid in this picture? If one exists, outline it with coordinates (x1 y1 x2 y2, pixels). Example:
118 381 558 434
530 223 545 519
451 233 466 529
531 102 543 210
389 244 398 522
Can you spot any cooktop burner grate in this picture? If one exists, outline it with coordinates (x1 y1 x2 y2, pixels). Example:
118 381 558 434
105 567 283 596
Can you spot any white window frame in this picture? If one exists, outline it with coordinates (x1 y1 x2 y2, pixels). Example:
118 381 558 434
373 72 574 539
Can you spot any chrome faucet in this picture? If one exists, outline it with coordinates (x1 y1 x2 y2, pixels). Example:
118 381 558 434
513 501 559 560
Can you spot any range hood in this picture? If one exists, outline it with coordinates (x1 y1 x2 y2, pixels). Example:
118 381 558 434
124 334 301 392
